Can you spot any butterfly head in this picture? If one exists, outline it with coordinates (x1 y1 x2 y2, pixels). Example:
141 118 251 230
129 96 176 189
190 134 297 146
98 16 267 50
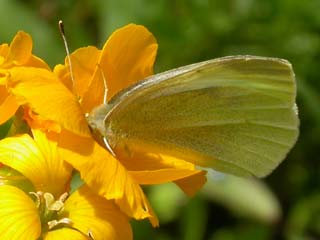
86 104 110 137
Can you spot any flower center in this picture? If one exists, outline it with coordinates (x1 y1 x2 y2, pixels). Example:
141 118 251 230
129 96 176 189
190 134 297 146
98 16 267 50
31 191 72 232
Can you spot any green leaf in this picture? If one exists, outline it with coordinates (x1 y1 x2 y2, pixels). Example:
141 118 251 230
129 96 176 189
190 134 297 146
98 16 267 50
202 171 281 223
148 183 187 224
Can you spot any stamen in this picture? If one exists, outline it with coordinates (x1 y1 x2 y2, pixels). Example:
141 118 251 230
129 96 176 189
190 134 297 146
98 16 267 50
29 191 42 208
59 20 75 92
59 192 69 202
44 192 55 209
31 191 71 231
48 218 73 230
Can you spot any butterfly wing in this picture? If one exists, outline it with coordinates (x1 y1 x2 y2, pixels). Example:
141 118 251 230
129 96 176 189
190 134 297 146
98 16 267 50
98 56 299 177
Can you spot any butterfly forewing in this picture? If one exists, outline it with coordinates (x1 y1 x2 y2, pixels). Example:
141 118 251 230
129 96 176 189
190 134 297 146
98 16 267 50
100 56 299 177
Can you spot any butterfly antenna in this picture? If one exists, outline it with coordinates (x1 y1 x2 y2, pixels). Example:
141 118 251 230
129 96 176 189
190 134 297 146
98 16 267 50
59 20 75 92
97 64 108 104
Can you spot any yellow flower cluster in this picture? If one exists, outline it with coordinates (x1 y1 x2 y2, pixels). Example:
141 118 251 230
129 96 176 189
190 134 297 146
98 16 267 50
0 24 206 239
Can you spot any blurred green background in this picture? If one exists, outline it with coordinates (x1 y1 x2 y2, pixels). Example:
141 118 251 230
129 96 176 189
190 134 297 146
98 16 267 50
0 0 319 239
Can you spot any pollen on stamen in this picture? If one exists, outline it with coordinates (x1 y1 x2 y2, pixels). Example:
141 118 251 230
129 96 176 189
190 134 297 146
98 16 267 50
48 218 73 230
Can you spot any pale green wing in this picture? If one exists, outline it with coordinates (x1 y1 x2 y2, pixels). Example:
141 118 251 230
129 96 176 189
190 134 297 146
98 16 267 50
100 56 299 177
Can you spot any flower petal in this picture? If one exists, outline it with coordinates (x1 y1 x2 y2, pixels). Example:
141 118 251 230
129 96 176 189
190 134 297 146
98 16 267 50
116 147 207 195
54 46 101 97
118 149 198 171
130 168 205 185
0 185 41 239
0 44 9 65
80 68 105 114
6 67 91 137
50 130 158 226
0 31 48 69
23 107 62 133
61 185 132 240
25 55 50 69
5 31 33 66
174 171 207 196
54 46 103 114
44 228 88 240
0 130 72 197
85 23 158 104
0 86 19 124
54 24 157 113
0 43 9 55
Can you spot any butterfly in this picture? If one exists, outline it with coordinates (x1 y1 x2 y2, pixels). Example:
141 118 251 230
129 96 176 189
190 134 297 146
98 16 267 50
87 55 299 177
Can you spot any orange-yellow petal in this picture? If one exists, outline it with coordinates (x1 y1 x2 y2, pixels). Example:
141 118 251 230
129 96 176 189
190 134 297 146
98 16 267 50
50 130 158 226
0 185 41 239
54 24 157 113
118 149 199 171
0 43 9 55
44 228 88 240
0 130 72 197
23 108 62 133
80 68 105 114
61 185 132 240
174 171 207 196
0 86 19 124
5 31 33 66
0 43 9 65
130 168 205 185
83 23 158 108
25 55 50 69
116 146 207 195
0 31 48 69
54 46 102 114
54 46 101 97
6 67 91 137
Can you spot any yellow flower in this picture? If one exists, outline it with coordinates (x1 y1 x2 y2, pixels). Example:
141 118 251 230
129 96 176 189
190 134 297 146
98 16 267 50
0 31 49 124
0 130 132 240
0 24 207 225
